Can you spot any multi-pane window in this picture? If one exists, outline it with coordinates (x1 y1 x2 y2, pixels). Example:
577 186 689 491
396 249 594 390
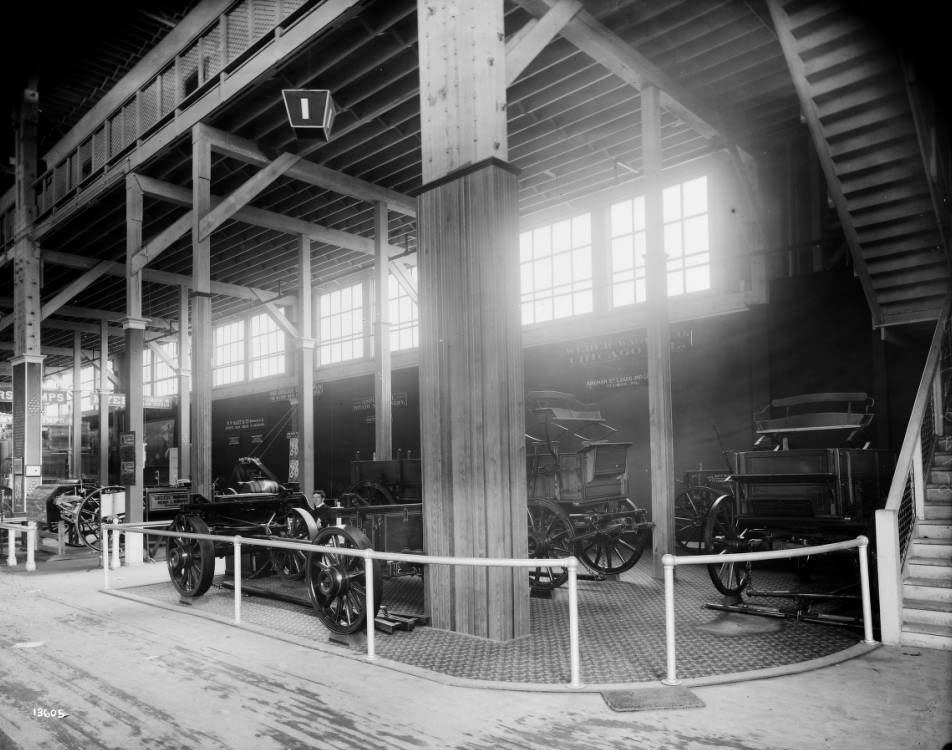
609 176 710 305
609 196 646 307
249 312 286 379
80 365 99 412
144 341 178 397
389 267 418 351
42 371 72 424
663 176 710 296
520 213 593 325
213 320 244 386
319 282 364 365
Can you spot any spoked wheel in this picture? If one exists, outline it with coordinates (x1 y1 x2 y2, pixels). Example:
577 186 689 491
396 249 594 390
167 515 216 597
75 486 127 551
306 525 382 634
674 486 718 554
574 498 650 575
527 498 574 591
344 480 396 507
703 494 752 596
270 509 314 580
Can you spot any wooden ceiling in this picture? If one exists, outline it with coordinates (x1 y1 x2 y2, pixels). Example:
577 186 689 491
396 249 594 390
1 0 944 370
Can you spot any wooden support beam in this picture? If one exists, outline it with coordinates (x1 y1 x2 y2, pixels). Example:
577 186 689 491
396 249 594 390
513 0 733 148
98 320 110 485
197 123 418 217
38 260 113 322
147 340 178 371
71 331 82 480
198 152 301 241
42 248 287 304
251 289 299 340
191 125 213 500
296 235 314 498
390 261 417 304
177 285 191 483
134 174 405 259
132 212 192 275
642 84 676 579
505 0 581 86
373 201 392 460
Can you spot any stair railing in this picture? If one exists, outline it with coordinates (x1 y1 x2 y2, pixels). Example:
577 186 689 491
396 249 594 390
876 293 951 643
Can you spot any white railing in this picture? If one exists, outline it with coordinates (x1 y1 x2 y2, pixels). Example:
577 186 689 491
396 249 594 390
661 536 875 685
875 293 951 644
104 520 583 688
1 519 38 572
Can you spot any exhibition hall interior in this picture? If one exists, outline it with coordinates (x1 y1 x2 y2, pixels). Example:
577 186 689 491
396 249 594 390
0 1 949 742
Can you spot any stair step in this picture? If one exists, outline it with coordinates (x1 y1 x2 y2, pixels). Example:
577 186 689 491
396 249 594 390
871 266 951 292
910 540 952 560
847 183 930 213
931 467 952 484
785 2 844 31
927 486 952 503
900 628 952 650
802 36 887 78
905 580 952 604
861 235 944 261
816 84 906 121
829 120 918 161
808 54 896 98
903 601 952 628
908 559 952 581
933 452 952 468
823 97 910 138
839 161 921 196
852 196 937 230
790 11 863 49
867 253 947 277
916 521 952 541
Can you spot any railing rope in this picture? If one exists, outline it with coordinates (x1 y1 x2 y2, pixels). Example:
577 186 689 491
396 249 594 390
661 536 875 685
107 520 582 687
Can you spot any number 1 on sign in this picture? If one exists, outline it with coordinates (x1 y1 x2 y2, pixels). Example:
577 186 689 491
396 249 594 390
300 99 309 121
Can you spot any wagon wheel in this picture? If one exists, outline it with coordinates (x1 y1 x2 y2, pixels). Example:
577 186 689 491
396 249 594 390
270 510 313 580
167 515 216 597
703 494 752 596
75 494 102 550
674 486 718 554
527 498 573 591
574 498 650 575
305 525 382 634
344 480 396 507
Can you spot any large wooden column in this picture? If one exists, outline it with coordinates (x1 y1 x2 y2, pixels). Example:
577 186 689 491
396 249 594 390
642 85 676 578
373 202 392 460
124 175 146 564
177 285 191 484
417 0 528 640
191 126 213 500
11 83 44 518
297 235 315 498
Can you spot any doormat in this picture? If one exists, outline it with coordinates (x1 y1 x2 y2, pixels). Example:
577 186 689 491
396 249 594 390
601 686 705 712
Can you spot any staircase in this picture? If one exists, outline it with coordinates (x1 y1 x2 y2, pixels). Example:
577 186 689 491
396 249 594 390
901 436 952 649
768 0 951 328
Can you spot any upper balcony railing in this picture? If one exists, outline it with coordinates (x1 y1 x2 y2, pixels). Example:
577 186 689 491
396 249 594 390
0 0 315 250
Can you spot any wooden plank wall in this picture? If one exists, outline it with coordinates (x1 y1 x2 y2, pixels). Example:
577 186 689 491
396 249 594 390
419 161 529 640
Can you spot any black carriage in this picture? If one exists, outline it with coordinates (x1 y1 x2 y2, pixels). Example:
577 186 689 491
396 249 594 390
343 453 422 506
525 391 653 591
701 393 894 601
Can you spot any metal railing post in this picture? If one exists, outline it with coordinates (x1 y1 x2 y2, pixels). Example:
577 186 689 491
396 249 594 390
364 553 376 660
568 559 580 688
6 526 16 567
234 537 242 624
25 522 36 572
102 525 110 589
662 553 680 685
857 536 876 644
110 520 122 570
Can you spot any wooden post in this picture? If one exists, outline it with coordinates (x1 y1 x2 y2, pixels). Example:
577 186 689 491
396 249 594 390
124 175 146 564
297 235 315 497
642 85 676 579
177 285 191 483
11 82 45 518
98 320 110 485
71 331 82 479
191 125 213 500
417 0 528 640
373 201 392 460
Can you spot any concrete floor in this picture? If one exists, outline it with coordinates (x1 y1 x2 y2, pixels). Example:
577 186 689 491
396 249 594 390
1 557 950 750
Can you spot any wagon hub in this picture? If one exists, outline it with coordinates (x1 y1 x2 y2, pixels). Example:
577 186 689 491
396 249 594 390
316 565 348 599
168 545 188 569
